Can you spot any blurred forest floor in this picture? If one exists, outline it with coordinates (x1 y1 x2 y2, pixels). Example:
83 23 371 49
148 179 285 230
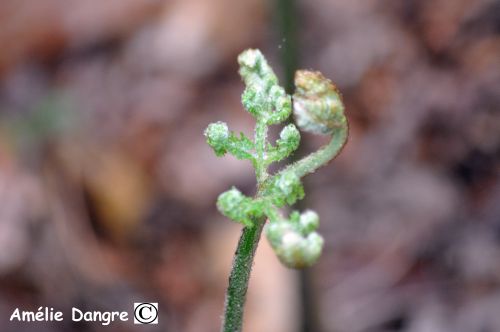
0 0 499 332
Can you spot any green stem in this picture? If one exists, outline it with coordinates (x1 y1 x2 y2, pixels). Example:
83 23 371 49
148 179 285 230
281 125 348 179
222 117 269 332
221 216 265 332
254 119 268 183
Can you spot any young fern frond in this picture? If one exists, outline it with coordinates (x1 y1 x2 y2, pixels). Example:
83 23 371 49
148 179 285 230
204 49 348 332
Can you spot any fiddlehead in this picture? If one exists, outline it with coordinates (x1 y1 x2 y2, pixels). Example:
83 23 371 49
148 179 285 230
206 52 348 268
205 49 348 331
265 209 324 268
281 70 349 179
263 70 348 268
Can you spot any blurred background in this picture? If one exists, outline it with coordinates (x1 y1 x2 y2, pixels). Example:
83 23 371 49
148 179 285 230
0 0 499 331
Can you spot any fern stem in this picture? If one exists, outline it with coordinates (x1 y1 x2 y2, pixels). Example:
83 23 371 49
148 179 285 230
281 124 348 179
221 215 265 332
222 111 270 332
208 49 348 332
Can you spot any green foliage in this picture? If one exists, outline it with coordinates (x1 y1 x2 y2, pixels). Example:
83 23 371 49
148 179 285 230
205 122 230 156
265 209 324 269
217 188 264 227
205 122 254 160
205 48 349 332
205 49 348 269
264 208 323 268
238 50 292 125
263 171 304 207
267 124 300 163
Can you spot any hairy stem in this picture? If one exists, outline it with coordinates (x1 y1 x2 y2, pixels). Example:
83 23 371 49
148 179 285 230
222 115 269 332
281 124 348 178
254 119 268 183
221 216 265 332
208 49 348 332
